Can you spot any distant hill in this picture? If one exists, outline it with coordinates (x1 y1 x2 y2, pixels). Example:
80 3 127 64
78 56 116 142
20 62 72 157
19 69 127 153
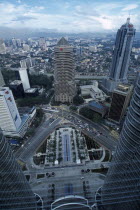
0 26 140 40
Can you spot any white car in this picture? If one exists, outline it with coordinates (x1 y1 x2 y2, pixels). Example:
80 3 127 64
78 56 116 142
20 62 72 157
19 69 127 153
81 177 84 179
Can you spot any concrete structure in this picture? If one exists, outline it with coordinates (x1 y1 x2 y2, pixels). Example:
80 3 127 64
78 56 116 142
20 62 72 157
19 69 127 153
108 84 133 123
18 106 36 121
0 87 29 137
51 195 91 210
0 130 37 209
9 80 24 98
81 81 107 102
0 38 6 54
23 43 30 51
103 18 135 92
0 87 22 135
25 88 39 97
43 126 89 166
88 101 108 117
39 37 47 50
101 75 140 209
54 37 76 103
0 70 5 87
19 60 31 91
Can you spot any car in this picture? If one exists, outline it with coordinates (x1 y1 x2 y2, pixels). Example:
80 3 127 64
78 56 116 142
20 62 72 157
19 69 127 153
81 177 84 179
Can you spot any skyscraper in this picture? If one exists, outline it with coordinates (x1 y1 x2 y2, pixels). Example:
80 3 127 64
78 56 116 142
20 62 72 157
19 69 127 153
103 18 135 92
54 37 76 103
0 38 6 54
19 60 31 91
101 75 140 209
110 18 135 82
0 87 22 136
0 70 5 87
108 84 133 123
0 130 37 209
39 37 47 50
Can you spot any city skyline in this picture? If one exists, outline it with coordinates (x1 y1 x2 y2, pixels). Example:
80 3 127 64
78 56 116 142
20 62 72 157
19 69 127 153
0 2 140 208
0 0 140 33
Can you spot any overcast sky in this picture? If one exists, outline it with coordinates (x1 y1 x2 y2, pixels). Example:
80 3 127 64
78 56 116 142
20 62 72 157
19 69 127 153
0 0 139 32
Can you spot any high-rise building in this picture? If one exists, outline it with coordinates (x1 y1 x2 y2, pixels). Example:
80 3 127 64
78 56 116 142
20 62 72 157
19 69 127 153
9 80 25 98
39 37 47 50
54 37 76 103
101 75 140 209
19 60 31 91
108 84 133 123
0 130 37 209
0 87 22 136
16 38 22 47
12 38 17 48
103 18 135 92
0 38 6 54
23 44 30 51
0 70 5 87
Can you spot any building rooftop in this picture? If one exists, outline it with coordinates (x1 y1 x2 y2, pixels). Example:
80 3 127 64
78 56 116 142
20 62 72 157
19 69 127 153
25 88 37 93
57 37 69 46
115 84 132 93
89 101 104 110
10 80 22 85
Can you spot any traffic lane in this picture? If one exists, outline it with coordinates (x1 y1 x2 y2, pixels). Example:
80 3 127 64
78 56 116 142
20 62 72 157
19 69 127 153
44 109 117 151
63 111 117 143
18 118 61 161
15 118 55 158
55 111 117 151
57 109 107 131
77 127 117 152
19 118 61 159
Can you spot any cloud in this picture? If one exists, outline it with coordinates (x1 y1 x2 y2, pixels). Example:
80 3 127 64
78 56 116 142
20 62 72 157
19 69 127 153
75 4 100 16
0 1 139 32
12 16 37 22
122 4 139 11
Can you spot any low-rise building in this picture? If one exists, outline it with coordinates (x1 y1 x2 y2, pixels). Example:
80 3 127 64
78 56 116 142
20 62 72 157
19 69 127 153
88 101 108 117
80 81 107 102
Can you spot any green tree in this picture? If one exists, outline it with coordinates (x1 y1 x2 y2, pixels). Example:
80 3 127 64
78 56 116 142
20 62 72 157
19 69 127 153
73 95 84 105
70 105 78 112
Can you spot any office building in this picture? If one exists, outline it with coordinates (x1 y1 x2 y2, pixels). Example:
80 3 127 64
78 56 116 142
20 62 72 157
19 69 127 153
0 130 37 209
0 38 6 54
0 70 5 87
103 18 135 92
9 80 24 98
80 81 107 103
108 84 133 123
101 75 140 209
88 101 108 117
16 38 22 47
54 37 76 103
19 60 31 91
23 44 30 51
39 37 47 50
0 87 28 137
25 88 39 97
0 87 22 135
12 38 17 48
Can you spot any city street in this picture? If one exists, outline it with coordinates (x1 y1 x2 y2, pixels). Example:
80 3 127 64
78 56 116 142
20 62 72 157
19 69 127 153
16 117 62 162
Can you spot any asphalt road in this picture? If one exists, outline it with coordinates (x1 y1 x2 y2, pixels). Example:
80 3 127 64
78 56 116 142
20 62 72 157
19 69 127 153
16 118 62 162
15 107 117 163
56 109 117 151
